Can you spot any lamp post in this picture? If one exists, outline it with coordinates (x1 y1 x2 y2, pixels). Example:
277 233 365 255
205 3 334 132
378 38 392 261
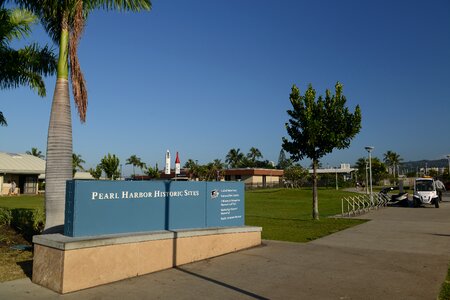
446 155 450 177
365 146 374 204
365 159 369 194
335 167 338 190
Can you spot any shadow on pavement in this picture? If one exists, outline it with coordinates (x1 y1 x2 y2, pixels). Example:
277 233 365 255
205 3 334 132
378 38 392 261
175 267 269 300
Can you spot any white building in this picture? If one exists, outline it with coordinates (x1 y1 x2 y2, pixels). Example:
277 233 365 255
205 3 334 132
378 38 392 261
0 152 45 195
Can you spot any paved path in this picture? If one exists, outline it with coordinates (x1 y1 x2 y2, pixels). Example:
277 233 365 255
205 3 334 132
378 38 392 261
1 194 450 299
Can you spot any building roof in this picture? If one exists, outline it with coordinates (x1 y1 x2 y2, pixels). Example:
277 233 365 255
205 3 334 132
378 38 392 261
0 152 46 174
223 168 284 176
307 167 355 174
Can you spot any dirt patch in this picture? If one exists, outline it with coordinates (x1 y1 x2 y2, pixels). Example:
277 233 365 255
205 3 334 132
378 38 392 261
0 225 33 282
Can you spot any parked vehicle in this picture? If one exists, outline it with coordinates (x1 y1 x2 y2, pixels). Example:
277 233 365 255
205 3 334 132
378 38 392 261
413 177 439 208
379 186 408 206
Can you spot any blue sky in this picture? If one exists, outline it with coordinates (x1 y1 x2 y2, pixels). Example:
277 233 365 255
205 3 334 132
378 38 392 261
2 0 450 175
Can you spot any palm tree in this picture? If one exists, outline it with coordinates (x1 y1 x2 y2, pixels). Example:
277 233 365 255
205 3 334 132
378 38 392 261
126 154 146 177
383 150 403 179
145 163 160 179
0 1 56 126
26 147 45 159
247 147 262 163
184 159 198 179
211 159 225 180
88 164 102 180
72 153 85 176
225 148 244 168
101 153 120 180
16 0 151 232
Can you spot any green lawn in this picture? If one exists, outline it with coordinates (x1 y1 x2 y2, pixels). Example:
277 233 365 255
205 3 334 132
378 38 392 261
0 195 44 210
245 188 367 242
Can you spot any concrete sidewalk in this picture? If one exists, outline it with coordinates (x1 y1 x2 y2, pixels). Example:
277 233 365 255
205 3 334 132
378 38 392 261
1 196 450 299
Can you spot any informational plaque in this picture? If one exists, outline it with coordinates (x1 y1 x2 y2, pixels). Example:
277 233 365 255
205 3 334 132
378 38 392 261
64 180 244 237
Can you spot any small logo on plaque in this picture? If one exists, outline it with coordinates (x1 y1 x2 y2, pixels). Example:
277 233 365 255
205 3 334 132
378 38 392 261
210 190 219 199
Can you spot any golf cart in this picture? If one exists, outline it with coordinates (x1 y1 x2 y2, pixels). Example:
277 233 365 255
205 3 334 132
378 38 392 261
413 177 439 208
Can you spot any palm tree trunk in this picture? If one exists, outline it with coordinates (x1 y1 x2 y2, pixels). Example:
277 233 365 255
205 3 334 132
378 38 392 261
312 159 319 220
44 17 72 233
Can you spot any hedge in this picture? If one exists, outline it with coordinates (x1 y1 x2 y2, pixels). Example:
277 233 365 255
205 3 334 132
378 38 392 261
0 207 44 242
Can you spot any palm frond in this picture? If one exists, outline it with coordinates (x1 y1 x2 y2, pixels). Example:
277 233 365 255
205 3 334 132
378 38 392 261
70 0 87 122
15 0 64 44
85 0 151 11
5 8 37 40
0 43 57 96
0 111 7 126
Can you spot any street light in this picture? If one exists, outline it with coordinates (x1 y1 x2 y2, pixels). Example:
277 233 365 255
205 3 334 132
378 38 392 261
365 146 374 204
365 159 368 194
446 154 450 177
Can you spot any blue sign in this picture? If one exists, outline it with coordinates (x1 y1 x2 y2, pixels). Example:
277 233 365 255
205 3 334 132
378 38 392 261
64 180 244 237
206 182 245 227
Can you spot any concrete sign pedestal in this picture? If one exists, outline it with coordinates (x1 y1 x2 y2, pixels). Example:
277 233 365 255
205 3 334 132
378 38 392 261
32 226 261 294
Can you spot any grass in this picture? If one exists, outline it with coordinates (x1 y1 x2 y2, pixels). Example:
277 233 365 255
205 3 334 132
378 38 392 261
0 195 44 210
245 188 367 242
0 224 33 282
439 265 450 300
0 195 43 282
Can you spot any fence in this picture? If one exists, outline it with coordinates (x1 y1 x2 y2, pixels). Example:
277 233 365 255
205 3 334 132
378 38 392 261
341 193 390 217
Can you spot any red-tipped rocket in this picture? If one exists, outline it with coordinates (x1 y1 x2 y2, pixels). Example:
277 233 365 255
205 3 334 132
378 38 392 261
175 152 181 175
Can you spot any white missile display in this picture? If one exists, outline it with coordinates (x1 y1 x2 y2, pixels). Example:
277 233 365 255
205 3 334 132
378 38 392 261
165 150 171 175
175 152 180 175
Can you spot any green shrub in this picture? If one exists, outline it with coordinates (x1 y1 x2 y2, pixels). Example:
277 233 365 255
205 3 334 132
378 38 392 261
0 208 45 242
0 207 12 226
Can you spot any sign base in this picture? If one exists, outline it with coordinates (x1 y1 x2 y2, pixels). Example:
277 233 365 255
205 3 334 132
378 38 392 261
32 226 262 294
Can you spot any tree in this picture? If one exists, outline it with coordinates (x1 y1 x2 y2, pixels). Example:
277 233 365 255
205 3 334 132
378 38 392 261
145 163 160 179
282 82 361 220
277 149 292 170
370 157 388 183
88 165 102 180
383 150 403 180
72 153 85 176
26 147 44 159
126 154 146 177
247 147 262 163
354 156 388 187
0 2 56 126
225 148 244 168
15 0 152 232
184 159 199 180
100 153 120 180
283 165 308 188
354 157 368 189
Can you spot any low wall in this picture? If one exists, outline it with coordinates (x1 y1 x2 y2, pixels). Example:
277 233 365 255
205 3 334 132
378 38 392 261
32 226 262 294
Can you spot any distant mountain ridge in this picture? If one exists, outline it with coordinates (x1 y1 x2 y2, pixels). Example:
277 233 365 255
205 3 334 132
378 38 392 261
402 159 448 169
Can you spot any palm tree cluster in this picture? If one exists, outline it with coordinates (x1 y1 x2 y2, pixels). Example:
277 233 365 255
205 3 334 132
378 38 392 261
0 1 56 126
383 150 403 179
225 147 273 169
126 154 146 177
183 159 225 181
87 153 121 180
144 163 160 179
